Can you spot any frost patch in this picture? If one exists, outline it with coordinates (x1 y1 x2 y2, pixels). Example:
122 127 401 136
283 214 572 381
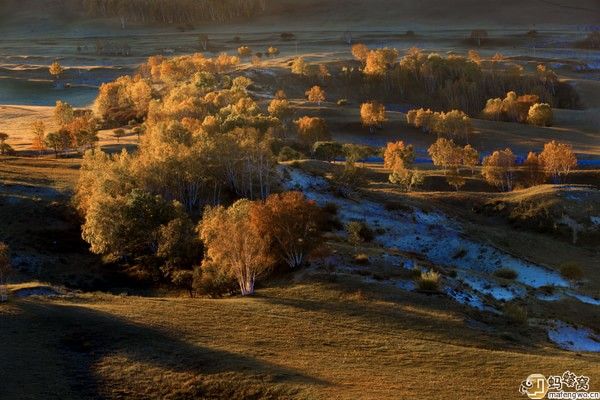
548 321 600 352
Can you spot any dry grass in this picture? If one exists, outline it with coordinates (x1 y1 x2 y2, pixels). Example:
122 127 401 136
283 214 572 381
1 282 598 400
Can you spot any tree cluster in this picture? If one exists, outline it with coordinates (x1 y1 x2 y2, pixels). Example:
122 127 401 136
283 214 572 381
76 53 331 295
407 108 473 142
342 45 568 115
482 91 553 126
481 140 577 191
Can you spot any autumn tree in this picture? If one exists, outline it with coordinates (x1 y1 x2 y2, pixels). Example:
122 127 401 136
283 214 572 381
82 188 183 259
482 91 541 124
305 85 326 105
49 61 64 80
295 116 330 146
389 167 423 192
54 100 74 126
31 120 46 154
291 57 309 76
95 75 152 125
364 48 398 77
45 130 71 157
113 128 127 144
427 138 464 172
64 113 99 152
539 140 577 183
467 49 481 64
462 144 479 174
384 141 415 171
407 108 472 141
360 102 386 132
351 43 369 64
384 141 421 191
199 199 273 296
250 191 322 269
523 152 546 187
237 46 252 57
527 103 553 126
268 97 292 129
482 148 516 191
446 172 466 191
266 46 280 56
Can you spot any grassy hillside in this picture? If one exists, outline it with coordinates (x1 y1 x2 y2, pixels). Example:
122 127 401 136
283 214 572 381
2 283 598 400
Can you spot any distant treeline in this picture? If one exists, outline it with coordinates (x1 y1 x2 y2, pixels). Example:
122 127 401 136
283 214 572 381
76 0 267 24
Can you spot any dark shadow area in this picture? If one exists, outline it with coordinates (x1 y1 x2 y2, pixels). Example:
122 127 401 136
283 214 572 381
0 300 327 399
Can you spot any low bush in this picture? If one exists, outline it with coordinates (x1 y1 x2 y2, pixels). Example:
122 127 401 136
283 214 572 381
278 146 304 162
416 270 441 292
494 268 518 280
346 221 375 245
192 264 237 298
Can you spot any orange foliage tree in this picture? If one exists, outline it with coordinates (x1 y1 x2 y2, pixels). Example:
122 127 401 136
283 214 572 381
482 148 516 191
305 86 326 105
199 199 273 296
539 140 577 183
295 116 330 146
360 102 386 132
250 192 322 269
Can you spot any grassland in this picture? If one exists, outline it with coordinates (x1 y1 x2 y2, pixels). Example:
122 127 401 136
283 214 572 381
1 153 599 399
1 2 599 398
2 282 599 400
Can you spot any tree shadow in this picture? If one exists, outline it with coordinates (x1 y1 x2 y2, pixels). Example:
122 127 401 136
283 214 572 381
4 300 327 399
256 282 547 354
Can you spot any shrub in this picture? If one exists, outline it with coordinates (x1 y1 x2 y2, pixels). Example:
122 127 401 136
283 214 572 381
346 221 374 245
527 103 553 126
560 262 583 281
278 146 303 162
494 268 518 280
417 270 441 292
313 141 344 162
192 264 236 298
353 253 370 265
237 46 252 57
266 46 280 56
503 303 528 325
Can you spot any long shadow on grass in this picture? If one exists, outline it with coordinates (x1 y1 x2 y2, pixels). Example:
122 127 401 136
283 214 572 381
7 300 327 399
257 284 540 353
